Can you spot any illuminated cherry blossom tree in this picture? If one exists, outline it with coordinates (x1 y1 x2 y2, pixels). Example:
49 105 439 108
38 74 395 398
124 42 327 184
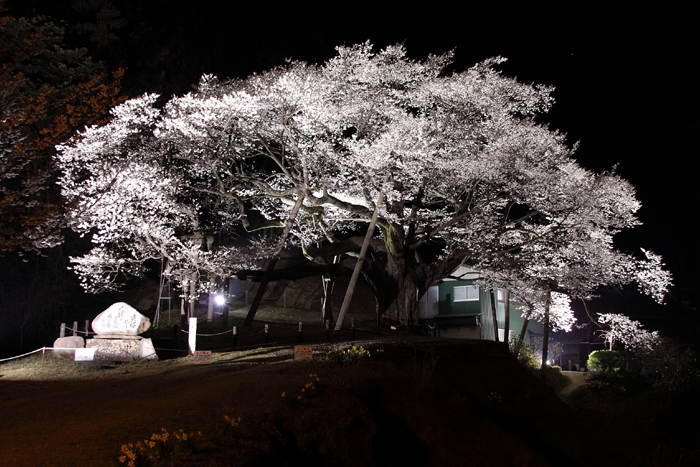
57 42 671 328
597 313 660 353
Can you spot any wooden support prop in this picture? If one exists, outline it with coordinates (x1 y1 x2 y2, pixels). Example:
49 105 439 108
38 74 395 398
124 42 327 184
264 324 269 344
335 191 385 334
232 326 237 348
72 321 78 336
244 193 305 326
59 323 65 338
489 290 500 342
84 320 90 337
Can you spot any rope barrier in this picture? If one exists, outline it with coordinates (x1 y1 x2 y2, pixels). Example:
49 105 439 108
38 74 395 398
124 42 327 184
178 328 236 337
153 342 280 353
0 347 46 362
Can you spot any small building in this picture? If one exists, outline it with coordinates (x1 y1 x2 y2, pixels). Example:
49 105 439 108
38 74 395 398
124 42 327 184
418 266 543 342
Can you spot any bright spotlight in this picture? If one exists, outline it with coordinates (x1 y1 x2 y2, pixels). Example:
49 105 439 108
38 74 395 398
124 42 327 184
214 294 226 306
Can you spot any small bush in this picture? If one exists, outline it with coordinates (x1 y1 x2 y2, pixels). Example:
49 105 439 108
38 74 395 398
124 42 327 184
587 350 623 374
509 336 539 370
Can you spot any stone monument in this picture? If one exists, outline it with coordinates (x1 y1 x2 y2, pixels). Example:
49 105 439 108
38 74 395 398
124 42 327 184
53 302 158 362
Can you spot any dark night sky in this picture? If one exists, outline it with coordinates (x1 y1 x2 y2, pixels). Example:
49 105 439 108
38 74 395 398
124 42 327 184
9 0 700 331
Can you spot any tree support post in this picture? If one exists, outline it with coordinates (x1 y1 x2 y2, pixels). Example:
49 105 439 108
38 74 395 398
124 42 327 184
244 193 305 326
334 191 384 335
489 290 499 342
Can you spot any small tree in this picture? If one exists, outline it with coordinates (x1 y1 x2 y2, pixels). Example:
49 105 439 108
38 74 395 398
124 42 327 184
597 313 660 354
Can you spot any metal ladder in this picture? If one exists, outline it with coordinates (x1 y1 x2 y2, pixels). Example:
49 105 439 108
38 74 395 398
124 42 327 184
154 258 172 327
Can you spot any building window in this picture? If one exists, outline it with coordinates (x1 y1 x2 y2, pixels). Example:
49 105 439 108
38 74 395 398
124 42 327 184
454 285 479 302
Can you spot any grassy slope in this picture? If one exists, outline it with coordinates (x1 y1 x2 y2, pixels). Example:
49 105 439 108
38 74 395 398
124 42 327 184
0 339 694 467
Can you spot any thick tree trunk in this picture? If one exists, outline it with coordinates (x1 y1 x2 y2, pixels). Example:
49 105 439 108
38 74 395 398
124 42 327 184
377 217 418 327
387 272 420 327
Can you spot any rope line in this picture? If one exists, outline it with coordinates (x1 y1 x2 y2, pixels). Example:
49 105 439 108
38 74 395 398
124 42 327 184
0 347 46 362
178 328 237 337
153 342 281 353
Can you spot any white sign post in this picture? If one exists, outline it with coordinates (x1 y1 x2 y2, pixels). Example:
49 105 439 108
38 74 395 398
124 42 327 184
188 317 197 354
74 348 96 361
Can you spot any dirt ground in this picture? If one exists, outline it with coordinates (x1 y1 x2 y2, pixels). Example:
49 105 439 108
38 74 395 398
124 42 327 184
1 336 587 467
2 314 698 467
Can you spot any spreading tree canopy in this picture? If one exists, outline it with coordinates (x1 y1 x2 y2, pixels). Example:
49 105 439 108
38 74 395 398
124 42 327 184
57 42 670 326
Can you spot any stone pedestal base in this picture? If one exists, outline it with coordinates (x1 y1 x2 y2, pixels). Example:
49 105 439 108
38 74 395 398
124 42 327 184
86 335 158 362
